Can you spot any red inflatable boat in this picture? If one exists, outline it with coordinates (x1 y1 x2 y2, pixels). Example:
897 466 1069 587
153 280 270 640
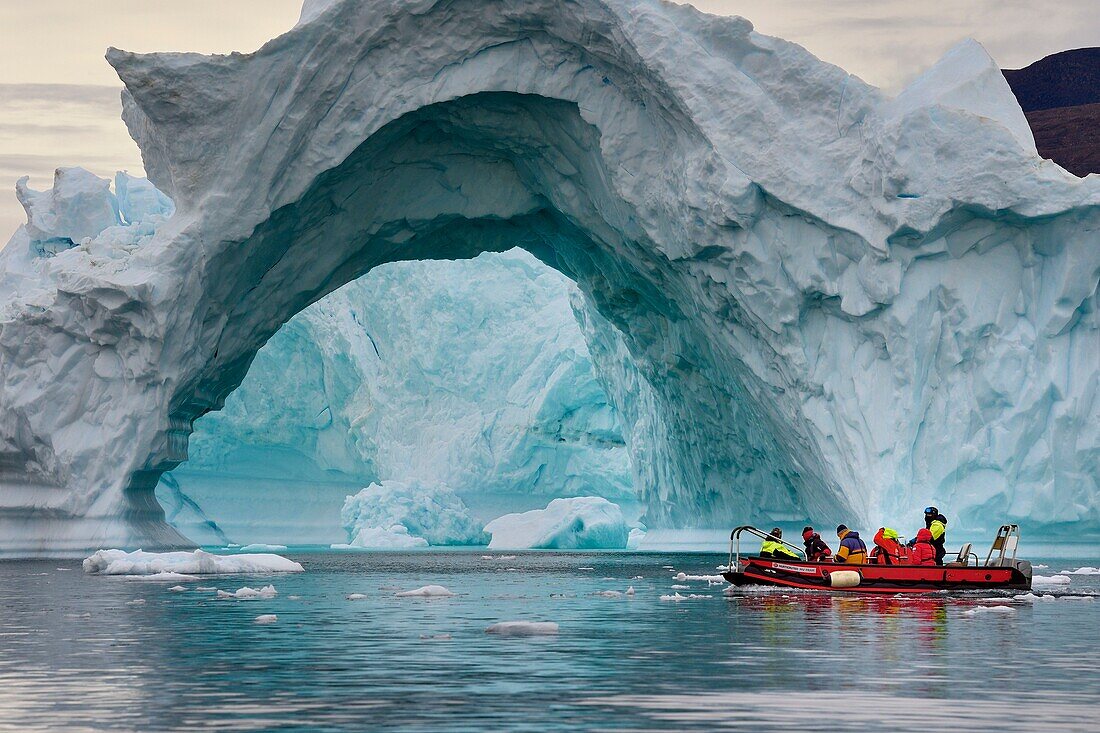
723 525 1032 593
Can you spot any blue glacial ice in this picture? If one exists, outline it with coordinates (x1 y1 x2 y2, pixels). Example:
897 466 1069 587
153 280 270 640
0 0 1097 555
156 249 634 545
484 497 630 550
339 480 487 548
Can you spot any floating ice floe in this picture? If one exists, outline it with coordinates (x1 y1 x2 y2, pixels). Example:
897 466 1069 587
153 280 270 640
83 549 303 575
217 585 277 600
125 571 200 582
1033 575 1072 585
168 585 188 592
484 497 629 549
125 599 146 606
395 585 456 598
594 590 623 598
671 584 690 590
626 586 635 596
660 592 711 601
672 572 724 582
963 605 1016 616
254 615 278 624
1059 567 1100 575
346 593 367 601
485 621 559 637
238 544 289 552
1014 593 1057 602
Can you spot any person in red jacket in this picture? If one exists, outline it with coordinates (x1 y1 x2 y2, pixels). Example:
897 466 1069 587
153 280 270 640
909 528 937 566
801 526 832 561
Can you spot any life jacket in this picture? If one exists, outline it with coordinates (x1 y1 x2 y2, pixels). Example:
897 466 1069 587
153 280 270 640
872 527 907 564
910 528 937 566
760 539 799 559
927 516 947 564
835 529 867 564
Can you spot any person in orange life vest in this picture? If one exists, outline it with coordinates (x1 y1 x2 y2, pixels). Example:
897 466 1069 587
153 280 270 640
801 526 832 561
834 524 867 564
871 527 906 564
909 528 937 566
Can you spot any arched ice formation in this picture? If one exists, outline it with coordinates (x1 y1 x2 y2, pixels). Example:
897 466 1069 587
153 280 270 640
0 0 1097 554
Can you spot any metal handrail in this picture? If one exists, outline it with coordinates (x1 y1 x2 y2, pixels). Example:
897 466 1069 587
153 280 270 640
728 525 806 569
984 524 1020 567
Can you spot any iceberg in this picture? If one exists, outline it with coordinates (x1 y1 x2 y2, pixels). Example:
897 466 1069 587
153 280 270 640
0 0 1097 555
340 480 486 547
484 497 630 550
82 549 304 575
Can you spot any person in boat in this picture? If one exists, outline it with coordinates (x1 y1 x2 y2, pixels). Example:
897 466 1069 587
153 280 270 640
908 506 949 565
909 528 937 565
870 527 906 564
834 524 868 564
759 528 800 559
926 507 948 565
801 526 832 561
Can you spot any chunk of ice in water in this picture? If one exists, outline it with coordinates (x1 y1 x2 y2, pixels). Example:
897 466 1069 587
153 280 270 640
217 585 277 600
968 603 1016 611
485 621 559 636
1033 575 1071 585
395 585 456 597
346 593 367 601
254 614 278 624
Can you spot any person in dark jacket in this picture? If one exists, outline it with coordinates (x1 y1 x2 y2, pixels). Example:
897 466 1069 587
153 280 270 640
802 526 832 561
760 528 800 559
909 528 937 565
834 524 868 564
908 506 949 564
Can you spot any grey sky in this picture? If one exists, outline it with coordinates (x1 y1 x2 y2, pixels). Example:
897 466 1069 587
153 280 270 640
1 0 1097 238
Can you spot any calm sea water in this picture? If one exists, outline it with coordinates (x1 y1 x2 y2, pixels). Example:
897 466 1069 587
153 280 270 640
1 549 1098 732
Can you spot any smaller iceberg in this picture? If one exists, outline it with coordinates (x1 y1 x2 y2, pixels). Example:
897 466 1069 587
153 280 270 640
340 480 487 547
332 525 429 550
82 549 303 575
483 497 629 550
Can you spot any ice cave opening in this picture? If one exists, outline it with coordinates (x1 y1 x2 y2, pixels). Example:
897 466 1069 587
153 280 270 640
155 249 639 546
143 91 845 548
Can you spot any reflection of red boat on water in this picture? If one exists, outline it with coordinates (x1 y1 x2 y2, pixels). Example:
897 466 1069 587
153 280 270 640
723 525 1032 593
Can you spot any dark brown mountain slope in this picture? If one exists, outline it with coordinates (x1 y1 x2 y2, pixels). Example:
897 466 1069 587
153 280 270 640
1003 48 1100 176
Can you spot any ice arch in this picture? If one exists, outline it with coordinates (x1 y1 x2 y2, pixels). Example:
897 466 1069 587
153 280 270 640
0 0 1097 554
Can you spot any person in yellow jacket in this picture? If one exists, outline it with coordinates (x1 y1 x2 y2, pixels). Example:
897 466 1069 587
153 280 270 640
759 527 799 559
834 524 868 564
924 506 948 565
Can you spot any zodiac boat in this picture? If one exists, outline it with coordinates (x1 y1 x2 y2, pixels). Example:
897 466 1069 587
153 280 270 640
723 524 1032 593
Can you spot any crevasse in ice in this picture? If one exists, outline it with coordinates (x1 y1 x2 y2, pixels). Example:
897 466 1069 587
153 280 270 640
0 0 1097 555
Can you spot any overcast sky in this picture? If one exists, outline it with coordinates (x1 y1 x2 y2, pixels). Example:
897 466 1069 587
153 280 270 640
1 0 1097 238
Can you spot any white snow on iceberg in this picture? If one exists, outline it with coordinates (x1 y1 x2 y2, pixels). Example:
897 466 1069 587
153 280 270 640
83 549 303 575
484 497 630 550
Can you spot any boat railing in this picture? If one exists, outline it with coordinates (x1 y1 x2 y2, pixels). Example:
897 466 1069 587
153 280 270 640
728 525 807 569
984 524 1021 567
